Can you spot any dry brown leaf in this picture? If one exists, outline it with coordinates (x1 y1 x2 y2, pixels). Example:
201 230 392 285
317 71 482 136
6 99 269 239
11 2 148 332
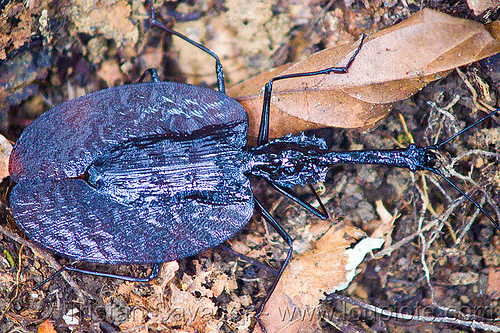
118 308 148 332
97 60 127 87
166 283 219 329
0 135 12 180
254 223 383 333
38 319 57 333
68 0 141 60
211 272 238 297
467 0 500 15
371 200 396 247
449 271 480 285
229 9 500 140
0 2 32 60
487 266 500 299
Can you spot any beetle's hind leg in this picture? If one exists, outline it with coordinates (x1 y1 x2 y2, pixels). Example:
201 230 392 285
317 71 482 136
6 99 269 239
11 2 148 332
146 0 226 93
33 263 160 290
138 68 160 83
253 198 293 332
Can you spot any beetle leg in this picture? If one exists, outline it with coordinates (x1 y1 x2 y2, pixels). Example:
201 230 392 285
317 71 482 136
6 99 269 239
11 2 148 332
253 198 292 333
147 0 226 93
33 263 160 290
138 68 160 83
257 35 365 145
268 182 329 219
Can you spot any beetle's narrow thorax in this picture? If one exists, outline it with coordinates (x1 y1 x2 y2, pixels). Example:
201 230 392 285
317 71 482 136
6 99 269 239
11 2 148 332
248 133 331 187
248 134 442 189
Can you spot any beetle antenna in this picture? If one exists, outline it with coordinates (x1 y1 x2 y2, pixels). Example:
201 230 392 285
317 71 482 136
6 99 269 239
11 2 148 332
425 166 500 231
432 108 500 150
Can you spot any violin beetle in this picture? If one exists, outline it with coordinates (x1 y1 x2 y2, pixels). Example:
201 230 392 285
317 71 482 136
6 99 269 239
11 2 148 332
7 1 500 331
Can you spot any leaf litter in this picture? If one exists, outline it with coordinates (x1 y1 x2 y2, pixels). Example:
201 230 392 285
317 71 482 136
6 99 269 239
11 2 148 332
229 8 500 140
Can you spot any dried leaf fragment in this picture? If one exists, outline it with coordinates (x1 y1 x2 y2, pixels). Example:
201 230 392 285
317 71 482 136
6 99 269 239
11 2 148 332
229 9 500 140
254 223 384 333
449 271 480 285
0 135 12 180
69 0 140 59
467 0 500 15
487 266 500 299
0 2 32 60
38 319 57 333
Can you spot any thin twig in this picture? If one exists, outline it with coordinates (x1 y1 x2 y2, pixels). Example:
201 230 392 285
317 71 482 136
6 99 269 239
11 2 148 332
426 174 453 204
0 224 90 301
455 196 484 245
329 294 500 331
373 198 464 259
